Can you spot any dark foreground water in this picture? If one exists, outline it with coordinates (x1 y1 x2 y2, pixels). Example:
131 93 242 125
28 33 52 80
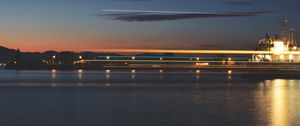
0 70 299 126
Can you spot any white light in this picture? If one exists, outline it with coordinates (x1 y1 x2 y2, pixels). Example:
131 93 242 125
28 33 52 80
52 69 56 73
196 70 200 74
293 46 297 50
132 56 135 60
273 41 286 54
227 70 233 74
280 54 284 60
159 70 163 73
105 70 111 73
266 55 272 61
106 56 110 60
78 69 83 73
196 57 200 61
289 54 293 60
131 70 136 73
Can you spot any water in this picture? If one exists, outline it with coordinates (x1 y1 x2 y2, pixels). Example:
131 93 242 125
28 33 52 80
0 70 299 126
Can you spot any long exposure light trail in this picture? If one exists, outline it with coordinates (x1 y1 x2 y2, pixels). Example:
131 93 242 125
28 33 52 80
82 60 247 63
90 49 300 55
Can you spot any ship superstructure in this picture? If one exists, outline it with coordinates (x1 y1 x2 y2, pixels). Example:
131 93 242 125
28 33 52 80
253 20 299 62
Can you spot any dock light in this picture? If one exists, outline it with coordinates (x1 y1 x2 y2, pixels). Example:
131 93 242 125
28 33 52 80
52 69 57 73
132 56 135 60
79 56 83 60
222 60 226 64
106 56 110 60
52 55 56 59
105 70 111 73
196 70 200 74
227 70 233 74
131 69 136 73
196 57 200 61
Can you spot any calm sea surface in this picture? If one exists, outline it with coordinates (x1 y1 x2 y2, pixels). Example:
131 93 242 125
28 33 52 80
0 70 299 126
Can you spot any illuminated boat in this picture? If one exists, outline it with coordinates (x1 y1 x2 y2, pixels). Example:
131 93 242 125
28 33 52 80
253 20 299 62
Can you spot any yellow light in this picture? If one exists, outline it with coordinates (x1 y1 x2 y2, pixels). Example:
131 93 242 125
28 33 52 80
266 55 272 61
91 49 289 54
196 70 200 74
92 49 273 54
293 46 297 50
227 70 233 74
280 54 284 60
289 54 293 60
273 41 286 54
228 57 232 61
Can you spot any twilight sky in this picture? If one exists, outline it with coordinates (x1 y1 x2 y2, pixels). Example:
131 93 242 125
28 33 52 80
0 0 300 52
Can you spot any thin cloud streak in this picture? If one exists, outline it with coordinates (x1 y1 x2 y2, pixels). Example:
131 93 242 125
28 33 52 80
101 9 268 22
224 1 254 6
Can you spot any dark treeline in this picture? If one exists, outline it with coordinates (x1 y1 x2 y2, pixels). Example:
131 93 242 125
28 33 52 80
0 46 119 70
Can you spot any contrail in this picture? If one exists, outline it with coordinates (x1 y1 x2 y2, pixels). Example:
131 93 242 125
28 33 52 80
102 9 234 15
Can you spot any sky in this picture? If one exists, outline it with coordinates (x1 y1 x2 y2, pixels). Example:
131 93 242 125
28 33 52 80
0 0 300 52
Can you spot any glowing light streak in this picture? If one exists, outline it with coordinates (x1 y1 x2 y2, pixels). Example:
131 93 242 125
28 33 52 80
90 49 300 55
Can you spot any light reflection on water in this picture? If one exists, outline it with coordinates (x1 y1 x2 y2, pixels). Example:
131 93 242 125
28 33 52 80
258 79 300 126
269 79 289 126
0 70 299 126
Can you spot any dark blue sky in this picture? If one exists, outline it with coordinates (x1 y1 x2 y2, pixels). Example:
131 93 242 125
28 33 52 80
0 0 300 51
